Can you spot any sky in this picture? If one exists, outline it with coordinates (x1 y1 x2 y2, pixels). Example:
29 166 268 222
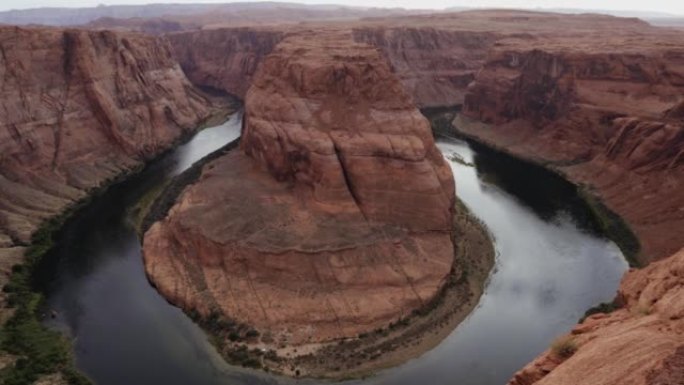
0 0 683 16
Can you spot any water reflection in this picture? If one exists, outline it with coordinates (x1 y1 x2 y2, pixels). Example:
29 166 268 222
34 121 627 385
353 139 626 385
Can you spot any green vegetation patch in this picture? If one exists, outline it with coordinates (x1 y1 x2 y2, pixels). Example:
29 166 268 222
1 224 91 385
1 106 239 385
550 336 578 360
578 188 642 267
580 301 621 323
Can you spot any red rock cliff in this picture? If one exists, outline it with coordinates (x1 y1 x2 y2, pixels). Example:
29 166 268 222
352 27 497 109
242 31 455 230
143 31 457 345
454 25 684 385
0 26 213 279
167 28 284 98
460 38 684 262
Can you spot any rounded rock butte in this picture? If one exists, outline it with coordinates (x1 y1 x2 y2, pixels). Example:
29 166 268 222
142 30 457 345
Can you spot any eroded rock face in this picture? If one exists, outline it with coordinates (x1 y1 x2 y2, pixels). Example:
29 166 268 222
241 32 455 230
168 28 284 98
143 31 456 344
352 27 498 108
508 247 684 385
454 28 684 385
0 26 212 272
460 42 684 262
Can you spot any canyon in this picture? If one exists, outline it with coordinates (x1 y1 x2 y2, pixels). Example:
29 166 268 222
142 30 493 376
0 5 681 385
164 11 684 261
148 10 684 383
0 25 232 384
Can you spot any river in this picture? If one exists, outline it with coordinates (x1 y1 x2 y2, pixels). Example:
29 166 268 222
33 113 628 385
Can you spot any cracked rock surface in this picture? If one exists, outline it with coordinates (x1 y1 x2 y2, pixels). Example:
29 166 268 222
143 31 456 344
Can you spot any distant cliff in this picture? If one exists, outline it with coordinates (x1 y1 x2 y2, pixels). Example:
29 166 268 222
454 25 684 385
352 27 498 108
168 28 284 98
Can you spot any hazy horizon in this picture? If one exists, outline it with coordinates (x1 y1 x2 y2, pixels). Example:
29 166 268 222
0 0 682 17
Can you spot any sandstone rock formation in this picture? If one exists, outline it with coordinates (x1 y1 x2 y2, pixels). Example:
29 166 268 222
143 31 456 345
508 247 684 385
168 28 284 98
352 27 497 108
0 25 215 298
459 37 684 262
445 14 684 384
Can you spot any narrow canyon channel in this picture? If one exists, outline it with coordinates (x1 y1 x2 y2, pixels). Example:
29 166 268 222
32 113 628 385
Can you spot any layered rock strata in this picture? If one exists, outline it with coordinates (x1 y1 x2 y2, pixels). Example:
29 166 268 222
168 28 284 98
143 31 457 345
0 26 215 301
352 27 498 108
459 40 684 263
452 23 684 385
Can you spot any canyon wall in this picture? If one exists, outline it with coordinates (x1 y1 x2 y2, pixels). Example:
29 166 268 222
150 13 683 379
143 31 457 345
459 41 684 263
0 26 215 294
452 25 684 385
167 25 497 109
167 28 284 98
352 27 497 108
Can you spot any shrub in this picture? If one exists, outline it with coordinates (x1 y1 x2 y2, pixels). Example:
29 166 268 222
551 336 578 359
581 301 619 323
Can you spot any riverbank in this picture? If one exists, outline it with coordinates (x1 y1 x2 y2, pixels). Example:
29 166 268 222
0 102 238 385
287 199 495 379
446 113 642 268
142 163 495 380
137 127 495 380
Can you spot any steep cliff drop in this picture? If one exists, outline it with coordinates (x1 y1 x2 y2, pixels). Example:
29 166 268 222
352 27 498 109
508 247 684 385
0 25 231 383
450 24 684 385
0 25 223 283
167 28 284 98
0 27 222 272
143 30 492 377
458 34 684 264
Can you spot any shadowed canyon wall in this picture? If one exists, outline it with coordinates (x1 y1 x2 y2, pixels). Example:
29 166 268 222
447 14 684 385
168 28 284 98
143 30 457 345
